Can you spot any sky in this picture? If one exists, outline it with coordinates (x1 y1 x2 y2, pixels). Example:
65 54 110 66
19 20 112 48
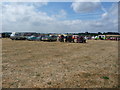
1 1 118 33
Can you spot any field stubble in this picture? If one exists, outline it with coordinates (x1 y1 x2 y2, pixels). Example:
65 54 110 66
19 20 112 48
2 38 119 88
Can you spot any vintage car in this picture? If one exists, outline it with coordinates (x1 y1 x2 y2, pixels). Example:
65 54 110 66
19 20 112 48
10 32 26 40
27 35 42 41
41 35 57 41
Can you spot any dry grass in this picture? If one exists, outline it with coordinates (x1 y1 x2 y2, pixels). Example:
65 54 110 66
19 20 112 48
2 38 119 88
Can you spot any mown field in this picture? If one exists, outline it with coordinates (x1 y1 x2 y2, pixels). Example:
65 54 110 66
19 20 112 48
2 38 119 88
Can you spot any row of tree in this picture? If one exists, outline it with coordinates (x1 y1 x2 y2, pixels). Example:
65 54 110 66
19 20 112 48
1 32 120 38
74 32 120 36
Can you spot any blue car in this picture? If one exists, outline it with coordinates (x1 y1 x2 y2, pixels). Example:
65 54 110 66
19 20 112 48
27 36 42 41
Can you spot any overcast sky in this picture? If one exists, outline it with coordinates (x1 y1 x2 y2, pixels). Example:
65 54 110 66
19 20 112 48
1 1 118 33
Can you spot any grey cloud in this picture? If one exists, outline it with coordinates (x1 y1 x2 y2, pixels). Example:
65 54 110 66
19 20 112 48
71 2 101 13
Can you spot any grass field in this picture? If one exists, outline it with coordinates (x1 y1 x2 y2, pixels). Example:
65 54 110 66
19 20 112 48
2 38 119 88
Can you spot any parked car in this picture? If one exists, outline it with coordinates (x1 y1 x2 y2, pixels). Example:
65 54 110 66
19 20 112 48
10 32 26 40
27 35 42 41
41 35 57 41
2 32 12 38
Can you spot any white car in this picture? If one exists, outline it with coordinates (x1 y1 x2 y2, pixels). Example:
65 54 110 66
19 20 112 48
10 32 26 40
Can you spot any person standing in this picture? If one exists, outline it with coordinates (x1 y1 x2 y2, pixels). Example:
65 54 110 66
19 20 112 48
61 35 64 42
65 36 68 42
